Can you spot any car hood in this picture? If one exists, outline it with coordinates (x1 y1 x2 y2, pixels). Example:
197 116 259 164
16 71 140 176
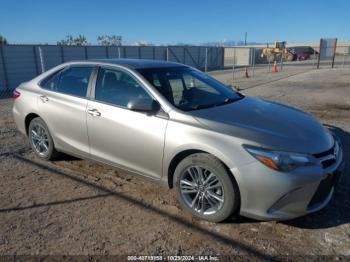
189 96 333 154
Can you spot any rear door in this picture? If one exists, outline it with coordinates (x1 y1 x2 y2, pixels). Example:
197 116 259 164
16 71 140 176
86 66 168 179
37 65 94 157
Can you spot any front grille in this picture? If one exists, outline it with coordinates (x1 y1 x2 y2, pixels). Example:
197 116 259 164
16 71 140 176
321 158 336 169
313 143 338 169
314 147 334 158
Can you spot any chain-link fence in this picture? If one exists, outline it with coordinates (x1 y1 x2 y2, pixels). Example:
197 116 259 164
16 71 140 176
0 45 225 99
223 43 350 86
1 43 349 99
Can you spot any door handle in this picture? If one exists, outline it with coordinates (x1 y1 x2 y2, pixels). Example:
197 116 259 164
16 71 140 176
39 95 49 103
87 108 101 117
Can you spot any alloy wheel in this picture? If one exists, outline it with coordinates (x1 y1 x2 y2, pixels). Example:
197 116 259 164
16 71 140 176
30 123 50 157
179 166 224 215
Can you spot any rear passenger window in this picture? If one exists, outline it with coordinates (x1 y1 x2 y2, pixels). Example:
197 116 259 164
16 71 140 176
40 70 62 91
95 68 150 107
41 66 93 98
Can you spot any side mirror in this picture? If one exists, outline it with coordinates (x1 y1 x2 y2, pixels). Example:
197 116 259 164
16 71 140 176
127 98 160 113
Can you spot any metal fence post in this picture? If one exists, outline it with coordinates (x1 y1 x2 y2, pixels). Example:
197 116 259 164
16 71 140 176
183 47 186 64
38 46 45 73
221 47 225 69
232 48 235 84
105 46 109 58
252 48 255 77
204 47 208 72
268 54 271 72
280 50 284 71
60 46 65 63
317 39 322 69
197 47 201 69
166 47 169 61
118 47 121 58
84 46 88 60
32 46 40 75
0 46 8 91
331 38 338 69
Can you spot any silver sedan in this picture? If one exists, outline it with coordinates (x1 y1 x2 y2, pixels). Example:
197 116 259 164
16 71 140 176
12 59 345 222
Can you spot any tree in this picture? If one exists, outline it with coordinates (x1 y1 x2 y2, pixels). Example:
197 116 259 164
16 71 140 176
0 35 8 45
57 35 89 46
134 40 148 46
97 35 122 46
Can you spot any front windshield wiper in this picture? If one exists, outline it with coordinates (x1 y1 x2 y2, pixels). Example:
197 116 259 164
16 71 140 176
214 97 238 107
187 96 243 111
185 103 217 111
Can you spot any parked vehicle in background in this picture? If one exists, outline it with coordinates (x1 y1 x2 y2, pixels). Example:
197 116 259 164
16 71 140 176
12 59 345 222
289 46 318 60
297 52 311 61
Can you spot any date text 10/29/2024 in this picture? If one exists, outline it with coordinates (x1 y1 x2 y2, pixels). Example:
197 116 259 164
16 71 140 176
127 255 219 261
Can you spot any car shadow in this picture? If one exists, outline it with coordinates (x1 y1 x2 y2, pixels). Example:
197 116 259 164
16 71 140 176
283 125 350 229
0 193 113 213
55 153 81 162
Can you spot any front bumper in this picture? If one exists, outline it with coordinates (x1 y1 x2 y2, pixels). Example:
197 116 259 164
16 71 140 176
233 150 345 221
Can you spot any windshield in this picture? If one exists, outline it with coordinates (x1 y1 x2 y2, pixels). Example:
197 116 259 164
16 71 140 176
137 67 243 111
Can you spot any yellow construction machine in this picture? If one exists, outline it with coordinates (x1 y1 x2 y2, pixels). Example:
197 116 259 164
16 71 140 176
261 41 295 62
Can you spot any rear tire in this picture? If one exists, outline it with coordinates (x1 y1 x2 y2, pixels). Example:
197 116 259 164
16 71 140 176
174 153 239 222
28 117 59 160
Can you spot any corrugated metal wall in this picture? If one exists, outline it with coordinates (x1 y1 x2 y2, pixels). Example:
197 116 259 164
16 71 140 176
0 45 224 97
1 45 39 93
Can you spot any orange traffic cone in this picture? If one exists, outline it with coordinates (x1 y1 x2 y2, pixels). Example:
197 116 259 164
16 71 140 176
272 61 278 72
244 67 249 78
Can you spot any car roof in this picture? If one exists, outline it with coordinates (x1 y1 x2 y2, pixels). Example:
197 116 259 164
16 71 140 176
86 58 185 69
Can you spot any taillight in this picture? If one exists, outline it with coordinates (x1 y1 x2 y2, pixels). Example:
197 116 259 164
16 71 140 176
12 89 21 99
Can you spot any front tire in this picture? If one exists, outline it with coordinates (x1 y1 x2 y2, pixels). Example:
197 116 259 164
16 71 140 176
174 153 239 222
28 117 59 160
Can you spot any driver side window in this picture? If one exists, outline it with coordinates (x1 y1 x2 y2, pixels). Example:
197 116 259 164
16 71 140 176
95 67 151 107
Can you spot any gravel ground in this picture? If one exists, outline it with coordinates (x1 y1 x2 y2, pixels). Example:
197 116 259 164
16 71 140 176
0 68 349 259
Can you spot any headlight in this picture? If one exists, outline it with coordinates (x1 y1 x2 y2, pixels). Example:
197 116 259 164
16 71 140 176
244 145 316 172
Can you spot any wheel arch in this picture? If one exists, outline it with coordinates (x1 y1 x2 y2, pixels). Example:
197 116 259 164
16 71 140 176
167 149 204 188
25 113 40 136
167 148 242 216
167 148 240 192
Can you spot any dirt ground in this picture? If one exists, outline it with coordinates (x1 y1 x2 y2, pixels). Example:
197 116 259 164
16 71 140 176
0 67 349 259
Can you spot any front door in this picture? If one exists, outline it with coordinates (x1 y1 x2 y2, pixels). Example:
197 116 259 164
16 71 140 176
86 67 168 179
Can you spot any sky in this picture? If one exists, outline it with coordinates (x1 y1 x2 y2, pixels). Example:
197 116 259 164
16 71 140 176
0 0 349 45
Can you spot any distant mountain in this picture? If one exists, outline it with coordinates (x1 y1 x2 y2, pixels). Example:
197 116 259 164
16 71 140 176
201 40 266 47
128 40 267 47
